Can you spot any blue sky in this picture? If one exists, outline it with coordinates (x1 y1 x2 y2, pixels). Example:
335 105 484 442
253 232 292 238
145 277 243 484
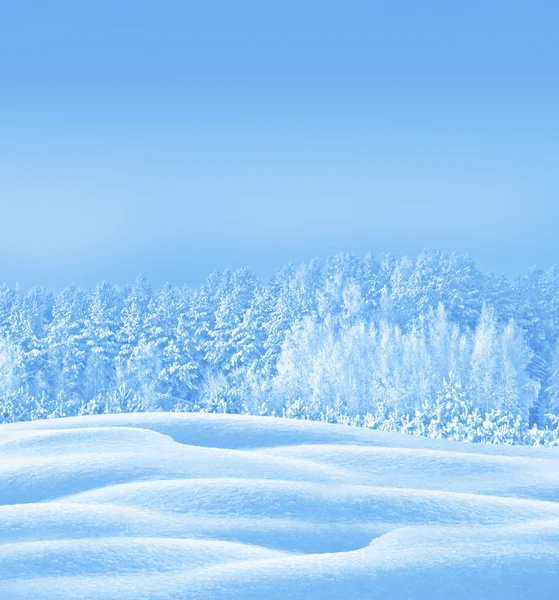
1 1 558 290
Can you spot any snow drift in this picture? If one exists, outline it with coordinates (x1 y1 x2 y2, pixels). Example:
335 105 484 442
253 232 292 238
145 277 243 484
1 412 558 599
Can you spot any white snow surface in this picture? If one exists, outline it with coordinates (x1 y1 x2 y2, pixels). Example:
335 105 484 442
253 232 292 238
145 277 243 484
1 412 558 599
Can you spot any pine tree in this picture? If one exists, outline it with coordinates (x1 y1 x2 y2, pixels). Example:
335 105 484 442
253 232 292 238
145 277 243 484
48 285 89 413
19 287 55 405
205 267 259 373
116 275 153 385
83 282 122 403
548 340 559 416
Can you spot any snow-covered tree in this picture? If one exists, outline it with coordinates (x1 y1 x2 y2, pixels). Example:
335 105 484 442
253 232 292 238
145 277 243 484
548 340 559 416
83 282 121 404
0 249 557 445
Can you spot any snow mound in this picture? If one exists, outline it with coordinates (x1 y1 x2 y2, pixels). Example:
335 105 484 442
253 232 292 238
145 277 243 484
1 413 558 599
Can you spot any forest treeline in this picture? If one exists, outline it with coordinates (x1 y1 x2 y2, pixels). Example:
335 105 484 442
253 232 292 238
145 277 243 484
1 249 559 445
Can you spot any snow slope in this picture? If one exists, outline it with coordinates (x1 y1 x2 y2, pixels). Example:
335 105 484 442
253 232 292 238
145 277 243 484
1 413 558 599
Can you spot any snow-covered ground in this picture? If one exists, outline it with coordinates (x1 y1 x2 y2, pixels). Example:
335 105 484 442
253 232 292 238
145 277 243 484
1 413 558 599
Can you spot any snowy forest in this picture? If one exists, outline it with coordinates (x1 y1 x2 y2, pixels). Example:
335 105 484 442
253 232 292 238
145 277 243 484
1 249 559 446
